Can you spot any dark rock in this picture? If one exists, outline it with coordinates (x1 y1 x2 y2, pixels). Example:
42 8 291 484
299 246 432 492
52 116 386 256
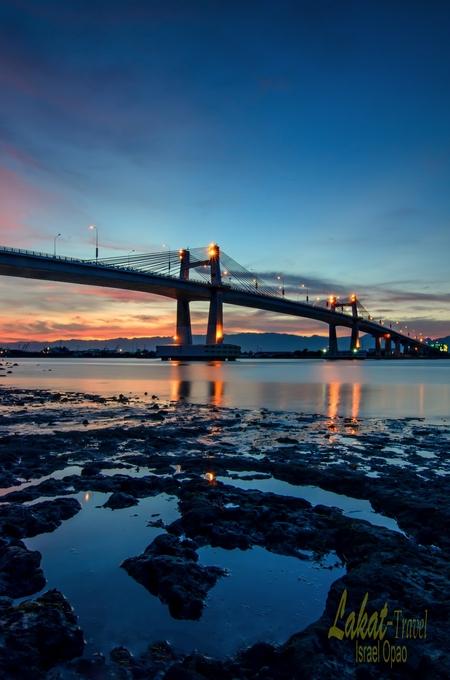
0 497 81 538
0 589 84 677
237 642 278 672
122 534 225 620
0 538 45 598
103 491 138 510
164 665 204 680
110 645 134 666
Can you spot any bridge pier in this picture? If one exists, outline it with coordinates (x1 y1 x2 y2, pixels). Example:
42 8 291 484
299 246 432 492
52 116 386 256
206 290 224 344
176 298 192 345
374 335 381 357
385 336 392 355
328 324 338 355
394 340 401 357
350 323 359 352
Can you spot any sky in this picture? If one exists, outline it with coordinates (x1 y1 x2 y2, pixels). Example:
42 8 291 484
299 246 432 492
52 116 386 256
0 0 449 342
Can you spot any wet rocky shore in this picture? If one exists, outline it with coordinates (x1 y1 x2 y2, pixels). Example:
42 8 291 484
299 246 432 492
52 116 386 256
0 382 449 679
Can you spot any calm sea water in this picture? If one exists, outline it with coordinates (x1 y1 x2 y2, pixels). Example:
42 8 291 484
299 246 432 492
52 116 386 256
4 357 450 418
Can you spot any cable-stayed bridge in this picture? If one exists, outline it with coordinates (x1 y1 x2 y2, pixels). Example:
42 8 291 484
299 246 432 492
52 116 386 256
0 243 438 358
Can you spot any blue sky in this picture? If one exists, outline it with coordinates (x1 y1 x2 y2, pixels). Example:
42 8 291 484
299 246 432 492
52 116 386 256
0 1 449 340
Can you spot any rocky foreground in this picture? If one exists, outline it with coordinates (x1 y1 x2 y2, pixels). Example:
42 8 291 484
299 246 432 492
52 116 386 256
0 383 449 679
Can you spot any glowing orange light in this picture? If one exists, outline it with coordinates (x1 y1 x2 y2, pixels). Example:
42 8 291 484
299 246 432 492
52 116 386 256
208 243 218 257
205 471 216 483
350 294 356 302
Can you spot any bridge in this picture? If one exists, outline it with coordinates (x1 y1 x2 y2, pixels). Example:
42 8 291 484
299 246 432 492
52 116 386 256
0 243 438 358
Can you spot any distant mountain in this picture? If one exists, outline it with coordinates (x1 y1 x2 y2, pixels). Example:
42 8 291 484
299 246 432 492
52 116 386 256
3 331 444 353
1 332 331 352
437 336 450 346
224 333 330 351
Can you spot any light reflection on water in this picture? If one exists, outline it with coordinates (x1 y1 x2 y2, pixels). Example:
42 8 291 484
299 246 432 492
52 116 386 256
5 357 450 417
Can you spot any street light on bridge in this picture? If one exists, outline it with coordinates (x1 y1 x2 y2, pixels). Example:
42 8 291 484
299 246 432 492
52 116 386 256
277 275 285 297
88 224 98 261
53 233 61 257
300 283 309 302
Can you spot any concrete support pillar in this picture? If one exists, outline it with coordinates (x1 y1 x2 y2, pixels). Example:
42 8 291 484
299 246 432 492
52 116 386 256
394 340 401 357
175 248 193 346
329 324 338 355
208 244 222 285
206 290 223 345
176 298 192 345
350 324 359 351
385 337 392 355
179 248 190 281
375 335 381 357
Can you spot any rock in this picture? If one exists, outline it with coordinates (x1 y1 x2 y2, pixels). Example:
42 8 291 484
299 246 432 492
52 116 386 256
0 497 81 538
103 491 138 510
0 538 45 598
0 589 84 676
110 645 134 666
122 534 226 620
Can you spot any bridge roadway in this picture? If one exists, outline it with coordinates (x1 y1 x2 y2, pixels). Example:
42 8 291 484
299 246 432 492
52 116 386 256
0 246 431 354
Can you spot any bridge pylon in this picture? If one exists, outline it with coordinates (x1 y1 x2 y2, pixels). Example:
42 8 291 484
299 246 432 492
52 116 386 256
350 324 359 352
175 244 224 346
385 335 392 355
206 244 223 344
175 249 193 345
207 290 224 344
328 324 338 355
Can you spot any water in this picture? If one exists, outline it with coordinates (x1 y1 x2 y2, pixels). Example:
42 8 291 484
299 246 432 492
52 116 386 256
217 475 404 534
23 491 345 657
3 356 447 658
3 357 450 418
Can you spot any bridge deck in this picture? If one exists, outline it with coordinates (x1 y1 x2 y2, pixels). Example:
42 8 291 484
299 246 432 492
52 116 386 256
0 246 431 352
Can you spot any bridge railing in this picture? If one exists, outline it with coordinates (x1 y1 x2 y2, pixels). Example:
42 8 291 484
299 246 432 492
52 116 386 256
0 245 216 287
0 245 368 320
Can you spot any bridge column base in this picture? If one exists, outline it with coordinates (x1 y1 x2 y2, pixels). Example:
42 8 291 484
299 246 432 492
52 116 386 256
350 324 359 352
328 324 338 356
375 335 381 358
206 290 224 344
176 298 192 345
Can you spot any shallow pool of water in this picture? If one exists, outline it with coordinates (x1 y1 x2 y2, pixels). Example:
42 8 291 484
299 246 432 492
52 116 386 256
23 490 345 657
218 474 403 534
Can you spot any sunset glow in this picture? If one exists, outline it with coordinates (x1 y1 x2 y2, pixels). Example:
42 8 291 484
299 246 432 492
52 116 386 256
0 2 449 342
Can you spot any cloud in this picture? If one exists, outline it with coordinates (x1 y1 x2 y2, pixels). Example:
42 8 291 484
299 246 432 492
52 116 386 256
0 165 62 243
